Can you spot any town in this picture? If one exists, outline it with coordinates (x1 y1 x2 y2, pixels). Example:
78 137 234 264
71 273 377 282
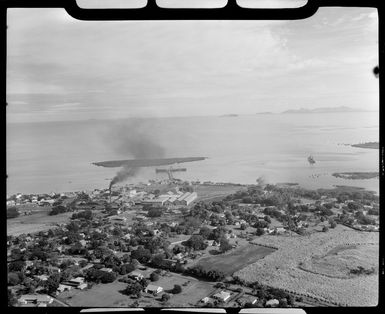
7 180 379 307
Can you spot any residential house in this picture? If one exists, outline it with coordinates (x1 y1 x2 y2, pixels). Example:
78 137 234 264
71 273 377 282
34 274 49 281
237 296 258 306
18 294 53 306
145 284 164 295
57 284 73 293
100 267 113 273
275 227 286 234
128 270 144 281
79 240 87 247
64 277 86 288
206 240 214 246
201 297 213 304
212 291 231 302
266 299 279 307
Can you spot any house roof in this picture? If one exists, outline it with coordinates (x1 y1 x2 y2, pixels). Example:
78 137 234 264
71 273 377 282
19 294 52 302
266 299 279 305
146 284 162 291
128 270 143 277
213 291 231 300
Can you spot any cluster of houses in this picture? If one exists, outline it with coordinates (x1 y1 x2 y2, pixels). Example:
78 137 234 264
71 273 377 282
17 294 54 307
6 193 59 207
200 289 278 307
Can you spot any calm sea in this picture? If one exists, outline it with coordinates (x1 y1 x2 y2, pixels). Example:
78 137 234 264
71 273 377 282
6 112 379 195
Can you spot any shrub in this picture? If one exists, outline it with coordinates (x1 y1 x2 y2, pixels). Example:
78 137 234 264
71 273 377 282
172 284 182 294
7 207 20 219
150 272 160 282
161 293 170 302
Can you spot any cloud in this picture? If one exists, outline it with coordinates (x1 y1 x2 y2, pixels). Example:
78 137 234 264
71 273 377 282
6 7 379 122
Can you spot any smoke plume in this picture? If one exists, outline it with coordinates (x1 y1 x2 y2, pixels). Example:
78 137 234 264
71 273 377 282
106 119 165 188
256 176 266 187
109 166 137 190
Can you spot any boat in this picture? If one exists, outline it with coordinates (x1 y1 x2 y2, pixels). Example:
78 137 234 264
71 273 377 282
308 155 316 165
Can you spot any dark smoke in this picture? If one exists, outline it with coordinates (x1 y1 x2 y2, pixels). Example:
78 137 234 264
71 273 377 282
109 166 137 190
106 119 165 188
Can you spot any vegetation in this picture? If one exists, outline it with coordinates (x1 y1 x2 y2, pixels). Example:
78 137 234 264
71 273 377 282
172 284 182 294
7 207 20 219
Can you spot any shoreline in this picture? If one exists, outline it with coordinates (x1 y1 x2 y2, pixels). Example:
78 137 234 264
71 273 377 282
331 172 379 180
351 142 379 149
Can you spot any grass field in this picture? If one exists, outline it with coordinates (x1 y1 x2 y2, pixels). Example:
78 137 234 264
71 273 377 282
235 225 379 306
194 184 245 202
58 281 131 307
59 269 215 307
300 244 378 279
195 244 276 276
7 211 73 236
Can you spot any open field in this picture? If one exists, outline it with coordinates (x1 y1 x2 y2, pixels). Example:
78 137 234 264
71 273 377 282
235 225 379 306
7 211 73 236
194 184 245 202
300 244 378 279
58 281 132 307
58 269 214 307
194 244 276 276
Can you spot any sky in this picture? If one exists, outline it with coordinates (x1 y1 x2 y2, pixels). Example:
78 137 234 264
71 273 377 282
7 5 379 123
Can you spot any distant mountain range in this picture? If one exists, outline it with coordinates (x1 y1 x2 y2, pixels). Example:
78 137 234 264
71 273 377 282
282 106 368 114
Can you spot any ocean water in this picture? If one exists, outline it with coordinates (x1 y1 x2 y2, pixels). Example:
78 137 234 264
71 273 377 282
6 112 379 195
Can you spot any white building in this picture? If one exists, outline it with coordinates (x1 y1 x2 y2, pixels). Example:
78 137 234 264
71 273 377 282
266 299 279 307
18 294 53 306
145 284 163 295
176 192 197 206
213 291 231 302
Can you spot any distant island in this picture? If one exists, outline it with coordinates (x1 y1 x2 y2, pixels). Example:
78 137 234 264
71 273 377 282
92 157 207 168
282 106 366 114
220 114 238 117
332 172 379 180
351 142 379 149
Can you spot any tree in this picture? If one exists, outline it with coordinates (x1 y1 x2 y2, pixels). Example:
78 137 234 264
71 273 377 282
50 205 68 216
147 208 163 218
183 235 208 251
161 293 170 303
8 272 21 286
100 271 116 283
322 226 329 232
264 215 271 223
172 284 182 294
44 277 60 294
8 289 17 307
219 238 232 253
120 263 136 275
256 227 265 236
8 261 25 272
150 272 160 282
240 223 248 230
199 226 212 239
124 282 142 298
131 247 152 263
7 207 20 219
151 254 165 268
